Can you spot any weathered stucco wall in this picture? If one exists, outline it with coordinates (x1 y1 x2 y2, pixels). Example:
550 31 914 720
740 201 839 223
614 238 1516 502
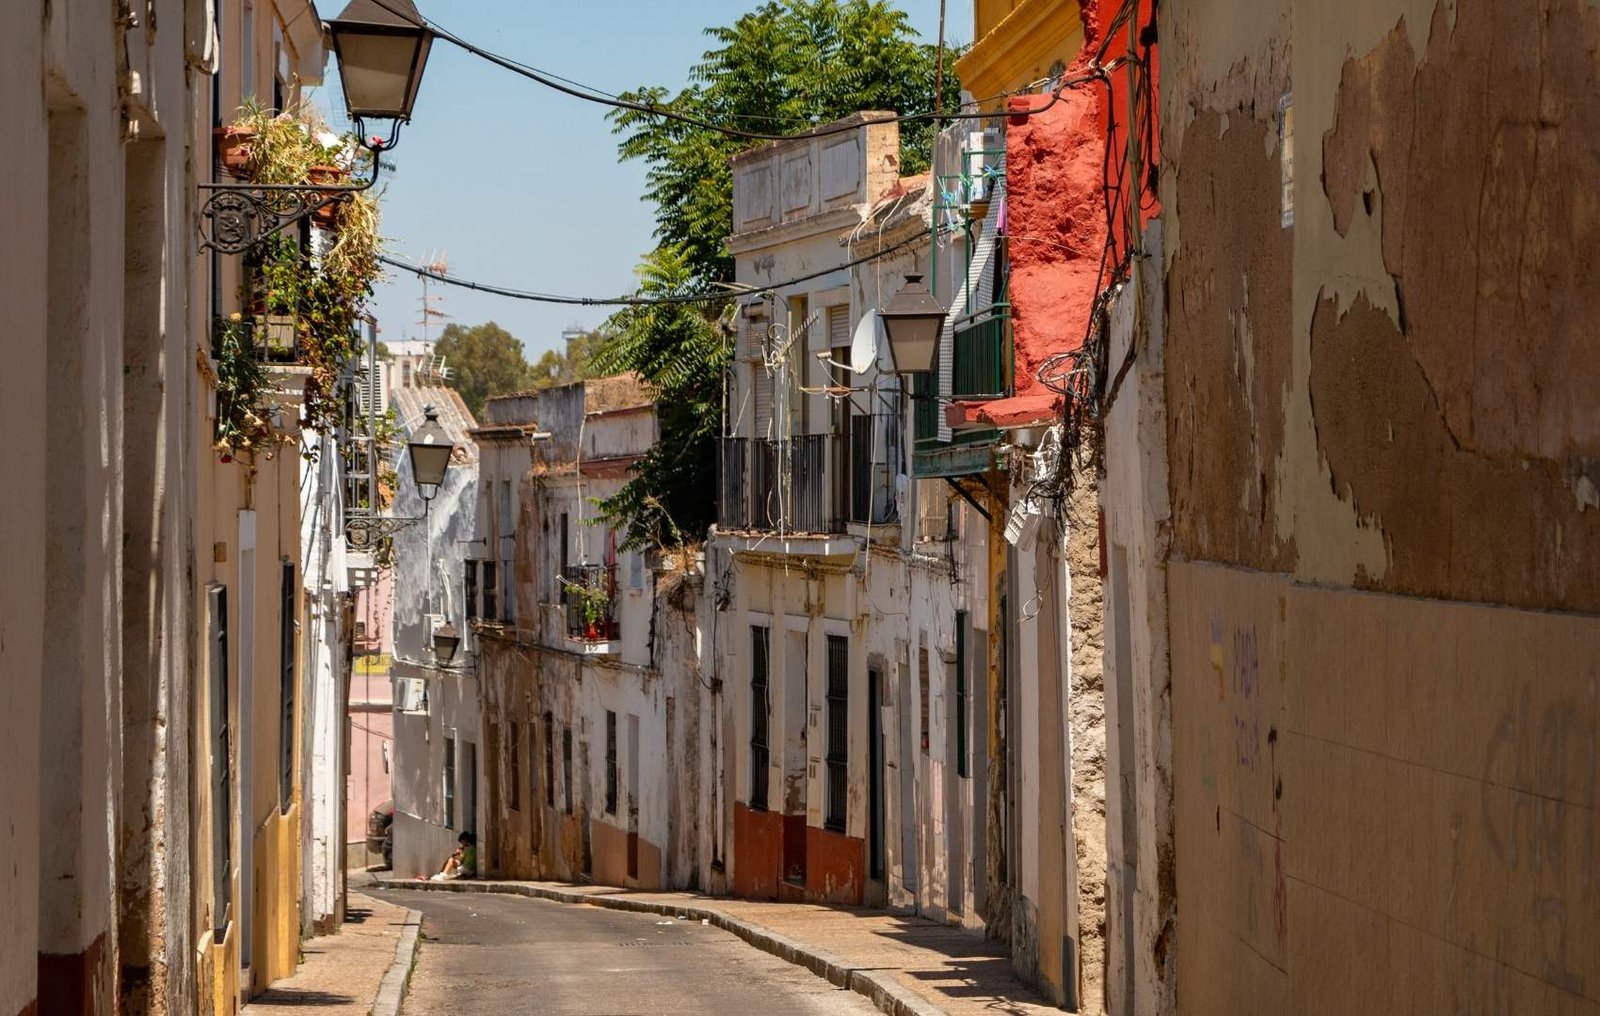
1161 0 1600 1010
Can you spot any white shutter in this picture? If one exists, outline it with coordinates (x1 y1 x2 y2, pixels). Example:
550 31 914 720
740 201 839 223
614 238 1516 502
753 364 774 439
938 164 1005 441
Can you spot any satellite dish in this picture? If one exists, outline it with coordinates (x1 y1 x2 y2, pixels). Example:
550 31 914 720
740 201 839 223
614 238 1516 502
850 309 883 374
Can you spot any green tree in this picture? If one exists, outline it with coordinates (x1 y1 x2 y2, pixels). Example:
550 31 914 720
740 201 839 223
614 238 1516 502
593 247 732 551
433 321 536 418
612 0 959 288
529 329 607 389
600 0 958 547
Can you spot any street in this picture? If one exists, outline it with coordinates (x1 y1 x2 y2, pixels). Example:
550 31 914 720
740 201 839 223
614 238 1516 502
368 889 877 1015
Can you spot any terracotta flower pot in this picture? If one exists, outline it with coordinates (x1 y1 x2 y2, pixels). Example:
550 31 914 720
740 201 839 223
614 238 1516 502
307 165 348 230
214 126 256 177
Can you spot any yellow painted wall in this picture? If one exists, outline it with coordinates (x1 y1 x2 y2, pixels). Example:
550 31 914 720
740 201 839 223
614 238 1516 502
957 0 1085 109
251 805 303 991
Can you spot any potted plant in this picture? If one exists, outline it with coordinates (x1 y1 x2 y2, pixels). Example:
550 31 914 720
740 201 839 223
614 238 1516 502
565 579 609 639
214 124 256 177
306 162 348 230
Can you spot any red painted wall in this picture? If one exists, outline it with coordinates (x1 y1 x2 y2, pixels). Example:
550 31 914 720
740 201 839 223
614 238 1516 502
804 826 865 906
732 803 783 900
1004 0 1160 398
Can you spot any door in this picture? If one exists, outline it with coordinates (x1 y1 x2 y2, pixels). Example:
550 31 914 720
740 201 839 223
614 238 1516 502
626 713 641 880
868 665 885 882
898 655 918 896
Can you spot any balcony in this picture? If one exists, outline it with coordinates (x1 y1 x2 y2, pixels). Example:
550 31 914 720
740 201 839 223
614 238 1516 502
717 414 900 548
951 305 1011 399
562 563 620 653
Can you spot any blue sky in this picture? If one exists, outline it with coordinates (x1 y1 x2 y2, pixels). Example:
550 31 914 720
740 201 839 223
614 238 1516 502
312 1 971 359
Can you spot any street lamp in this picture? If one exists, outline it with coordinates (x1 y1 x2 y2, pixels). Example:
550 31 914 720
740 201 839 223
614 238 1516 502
880 274 946 374
346 403 455 548
431 622 461 664
197 0 435 254
326 0 435 127
407 404 454 503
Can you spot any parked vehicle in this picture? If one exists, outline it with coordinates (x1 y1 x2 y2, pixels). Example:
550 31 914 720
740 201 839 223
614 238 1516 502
366 800 394 869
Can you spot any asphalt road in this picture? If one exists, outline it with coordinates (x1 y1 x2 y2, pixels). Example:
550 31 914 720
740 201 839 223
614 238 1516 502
368 888 878 1016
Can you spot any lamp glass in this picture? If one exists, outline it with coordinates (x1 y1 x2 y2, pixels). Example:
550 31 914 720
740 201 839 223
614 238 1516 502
880 274 946 374
327 0 433 121
407 405 454 493
432 624 460 663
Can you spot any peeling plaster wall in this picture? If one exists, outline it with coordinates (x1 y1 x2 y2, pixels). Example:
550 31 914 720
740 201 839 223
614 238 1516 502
1161 0 1600 1010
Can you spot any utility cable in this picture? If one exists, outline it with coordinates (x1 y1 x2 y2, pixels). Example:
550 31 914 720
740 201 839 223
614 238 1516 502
377 225 946 307
364 0 1114 140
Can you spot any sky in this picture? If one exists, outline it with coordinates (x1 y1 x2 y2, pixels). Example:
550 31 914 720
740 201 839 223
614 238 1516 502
310 0 972 360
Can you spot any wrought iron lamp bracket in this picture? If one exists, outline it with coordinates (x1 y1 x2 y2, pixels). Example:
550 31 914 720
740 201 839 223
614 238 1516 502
345 510 425 547
198 130 394 256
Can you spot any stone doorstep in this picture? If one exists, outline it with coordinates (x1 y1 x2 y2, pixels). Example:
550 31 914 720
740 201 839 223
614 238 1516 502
378 879 944 1016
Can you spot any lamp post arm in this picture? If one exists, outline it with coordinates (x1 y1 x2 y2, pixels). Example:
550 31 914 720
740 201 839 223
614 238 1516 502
197 135 390 255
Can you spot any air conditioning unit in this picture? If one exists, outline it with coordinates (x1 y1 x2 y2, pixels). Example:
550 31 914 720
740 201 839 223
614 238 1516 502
394 676 426 713
966 128 1002 203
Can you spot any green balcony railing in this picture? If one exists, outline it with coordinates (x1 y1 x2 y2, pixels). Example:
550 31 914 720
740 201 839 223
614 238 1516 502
913 371 940 447
951 306 1011 399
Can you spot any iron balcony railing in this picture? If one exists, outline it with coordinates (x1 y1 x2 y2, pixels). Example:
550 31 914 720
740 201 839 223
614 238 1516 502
562 562 619 642
718 414 901 536
951 304 1011 399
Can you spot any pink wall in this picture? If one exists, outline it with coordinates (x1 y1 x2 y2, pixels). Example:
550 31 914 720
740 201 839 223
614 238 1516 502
346 666 394 858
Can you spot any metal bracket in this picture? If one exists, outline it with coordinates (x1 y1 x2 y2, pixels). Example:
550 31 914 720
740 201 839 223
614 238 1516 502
198 127 393 255
345 513 425 547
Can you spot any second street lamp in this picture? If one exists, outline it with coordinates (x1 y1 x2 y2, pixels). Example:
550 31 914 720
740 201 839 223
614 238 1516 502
407 404 455 503
880 274 946 374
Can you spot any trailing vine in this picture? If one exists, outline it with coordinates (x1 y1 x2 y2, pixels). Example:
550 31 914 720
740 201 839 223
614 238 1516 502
212 315 281 459
222 99 385 452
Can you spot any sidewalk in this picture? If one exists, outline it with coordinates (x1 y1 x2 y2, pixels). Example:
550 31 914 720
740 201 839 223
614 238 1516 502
241 891 421 1016
377 877 1058 1016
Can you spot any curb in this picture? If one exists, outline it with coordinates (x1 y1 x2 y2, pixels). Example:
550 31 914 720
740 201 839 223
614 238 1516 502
378 879 943 1016
370 902 423 1016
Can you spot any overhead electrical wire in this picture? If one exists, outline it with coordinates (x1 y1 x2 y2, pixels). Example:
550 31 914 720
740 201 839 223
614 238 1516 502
363 0 1118 140
377 225 945 307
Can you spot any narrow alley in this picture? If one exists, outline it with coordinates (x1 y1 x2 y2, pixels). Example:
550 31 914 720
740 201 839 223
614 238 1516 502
367 888 877 1015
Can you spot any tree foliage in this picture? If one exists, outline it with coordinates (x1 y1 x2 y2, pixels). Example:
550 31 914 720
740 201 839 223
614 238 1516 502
530 329 606 389
593 247 732 551
612 1 958 288
600 0 958 546
433 321 536 419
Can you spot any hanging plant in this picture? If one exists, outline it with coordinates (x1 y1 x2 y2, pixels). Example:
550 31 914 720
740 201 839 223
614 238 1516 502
211 315 282 459
221 98 387 451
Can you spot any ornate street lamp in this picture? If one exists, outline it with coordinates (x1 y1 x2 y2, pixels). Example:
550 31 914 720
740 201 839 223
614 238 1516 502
346 403 455 548
326 0 434 126
880 274 946 374
407 404 454 502
197 0 435 253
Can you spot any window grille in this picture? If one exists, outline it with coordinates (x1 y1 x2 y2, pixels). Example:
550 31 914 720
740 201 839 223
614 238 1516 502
208 584 231 936
749 626 771 812
604 711 618 816
279 561 296 810
825 635 849 833
444 736 457 829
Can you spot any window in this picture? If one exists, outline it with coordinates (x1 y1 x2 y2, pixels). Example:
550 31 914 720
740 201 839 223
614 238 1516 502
444 736 457 829
825 635 849 833
508 724 521 812
956 611 969 779
482 561 498 622
528 721 538 815
500 480 515 623
279 561 296 811
562 727 574 815
749 625 770 812
464 560 479 621
628 550 644 591
207 585 231 935
544 712 556 808
604 710 618 816
560 512 570 575
919 646 931 753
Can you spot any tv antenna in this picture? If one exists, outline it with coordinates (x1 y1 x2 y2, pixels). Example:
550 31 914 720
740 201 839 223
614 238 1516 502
415 249 451 345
